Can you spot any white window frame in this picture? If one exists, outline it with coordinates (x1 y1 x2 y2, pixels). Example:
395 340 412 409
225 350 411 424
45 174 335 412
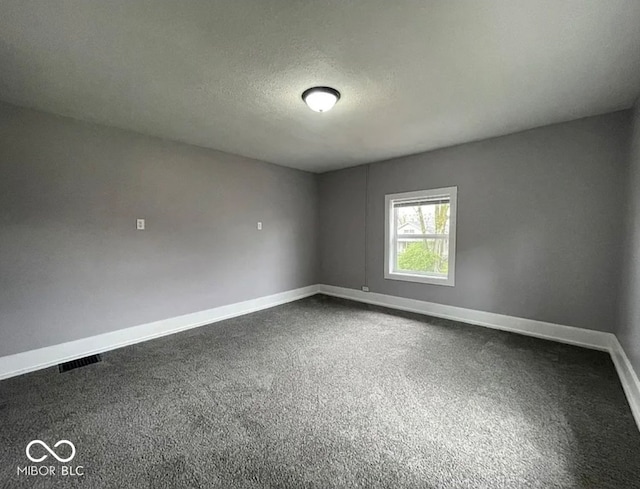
384 186 457 287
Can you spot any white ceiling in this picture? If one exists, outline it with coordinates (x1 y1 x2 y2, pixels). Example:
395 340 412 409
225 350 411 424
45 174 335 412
1 1 640 173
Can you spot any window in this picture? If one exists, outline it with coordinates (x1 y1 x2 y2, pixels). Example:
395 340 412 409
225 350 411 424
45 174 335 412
384 187 457 286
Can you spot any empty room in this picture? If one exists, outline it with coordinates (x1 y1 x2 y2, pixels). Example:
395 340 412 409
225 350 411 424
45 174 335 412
2 1 640 488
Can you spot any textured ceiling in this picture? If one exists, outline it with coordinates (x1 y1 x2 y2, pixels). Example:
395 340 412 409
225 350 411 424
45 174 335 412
1 1 640 173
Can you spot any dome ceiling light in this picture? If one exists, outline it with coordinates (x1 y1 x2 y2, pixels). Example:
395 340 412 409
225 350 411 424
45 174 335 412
302 86 340 112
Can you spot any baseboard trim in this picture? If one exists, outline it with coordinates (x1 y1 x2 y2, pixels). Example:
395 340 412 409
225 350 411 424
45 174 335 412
318 284 640 431
318 285 612 350
0 285 320 381
609 336 640 430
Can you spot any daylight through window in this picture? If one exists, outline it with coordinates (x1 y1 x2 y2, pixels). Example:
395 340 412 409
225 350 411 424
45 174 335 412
384 187 457 286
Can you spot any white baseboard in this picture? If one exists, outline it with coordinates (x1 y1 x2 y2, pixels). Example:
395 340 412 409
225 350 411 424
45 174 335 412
0 285 320 381
318 285 612 350
318 284 640 431
609 336 640 430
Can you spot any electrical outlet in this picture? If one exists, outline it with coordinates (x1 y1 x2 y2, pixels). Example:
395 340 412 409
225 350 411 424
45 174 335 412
257 222 262 230
362 286 370 292
136 219 145 230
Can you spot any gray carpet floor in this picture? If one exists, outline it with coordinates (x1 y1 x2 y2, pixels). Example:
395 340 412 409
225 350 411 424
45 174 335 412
1 295 639 488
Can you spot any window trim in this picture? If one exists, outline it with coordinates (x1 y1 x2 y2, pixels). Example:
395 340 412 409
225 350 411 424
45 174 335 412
384 186 457 287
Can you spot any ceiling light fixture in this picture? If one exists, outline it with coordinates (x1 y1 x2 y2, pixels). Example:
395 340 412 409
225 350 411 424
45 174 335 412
302 86 340 112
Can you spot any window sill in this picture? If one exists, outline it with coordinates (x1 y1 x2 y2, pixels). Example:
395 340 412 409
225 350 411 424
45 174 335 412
384 271 455 287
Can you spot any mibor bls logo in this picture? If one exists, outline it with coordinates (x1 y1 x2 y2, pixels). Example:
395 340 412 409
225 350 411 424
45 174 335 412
17 440 85 477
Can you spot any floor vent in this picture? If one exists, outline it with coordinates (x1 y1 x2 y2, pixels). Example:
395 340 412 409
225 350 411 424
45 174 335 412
58 354 102 373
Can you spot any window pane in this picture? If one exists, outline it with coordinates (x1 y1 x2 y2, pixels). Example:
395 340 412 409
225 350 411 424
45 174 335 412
394 200 450 276
395 202 450 235
386 187 456 286
395 239 449 275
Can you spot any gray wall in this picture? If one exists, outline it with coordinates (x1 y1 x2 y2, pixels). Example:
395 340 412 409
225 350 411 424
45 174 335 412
1 100 634 358
319 166 367 290
0 102 318 356
319 111 632 332
620 102 640 374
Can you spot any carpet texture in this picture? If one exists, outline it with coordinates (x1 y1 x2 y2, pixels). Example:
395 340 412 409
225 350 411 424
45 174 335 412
0 295 639 488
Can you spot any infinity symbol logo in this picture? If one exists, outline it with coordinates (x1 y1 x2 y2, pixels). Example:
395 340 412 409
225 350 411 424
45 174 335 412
26 440 76 463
